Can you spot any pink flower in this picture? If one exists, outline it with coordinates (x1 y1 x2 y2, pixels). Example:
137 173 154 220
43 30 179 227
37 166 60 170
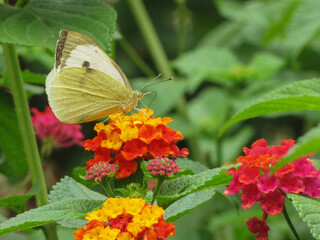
31 106 84 148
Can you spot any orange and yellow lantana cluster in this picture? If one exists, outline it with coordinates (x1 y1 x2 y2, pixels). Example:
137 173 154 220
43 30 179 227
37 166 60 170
74 197 175 240
84 109 189 178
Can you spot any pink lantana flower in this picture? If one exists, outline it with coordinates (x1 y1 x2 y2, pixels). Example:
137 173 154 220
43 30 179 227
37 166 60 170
225 138 320 240
31 106 84 155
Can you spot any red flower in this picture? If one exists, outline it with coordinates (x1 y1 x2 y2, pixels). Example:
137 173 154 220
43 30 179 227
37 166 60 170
225 138 320 240
246 216 270 240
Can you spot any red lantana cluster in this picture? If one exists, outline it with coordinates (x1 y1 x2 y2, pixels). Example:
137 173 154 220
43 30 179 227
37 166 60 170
225 138 320 240
84 109 188 179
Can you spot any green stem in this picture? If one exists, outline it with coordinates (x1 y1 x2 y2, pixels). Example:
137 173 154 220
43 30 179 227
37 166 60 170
175 0 188 55
15 0 27 7
128 0 173 78
2 43 58 240
283 205 301 240
102 181 115 198
118 36 155 78
151 177 165 205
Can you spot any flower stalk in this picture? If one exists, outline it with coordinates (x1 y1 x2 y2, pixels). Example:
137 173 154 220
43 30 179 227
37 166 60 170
151 177 165 205
128 0 173 77
2 43 58 240
283 205 301 240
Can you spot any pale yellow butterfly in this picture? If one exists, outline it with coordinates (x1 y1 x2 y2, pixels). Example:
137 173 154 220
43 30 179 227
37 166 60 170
45 29 145 123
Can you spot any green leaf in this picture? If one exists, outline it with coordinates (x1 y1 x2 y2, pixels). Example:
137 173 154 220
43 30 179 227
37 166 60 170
156 164 238 208
285 0 320 57
0 198 103 236
0 91 27 180
220 79 320 135
48 176 106 203
21 70 45 85
0 0 117 52
287 194 320 240
187 87 229 134
247 52 284 80
175 158 208 174
173 46 240 91
274 124 320 170
0 183 41 213
163 188 216 222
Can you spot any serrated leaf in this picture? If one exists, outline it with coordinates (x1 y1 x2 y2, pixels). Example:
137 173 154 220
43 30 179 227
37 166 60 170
175 158 208 174
163 188 216 222
57 219 87 229
285 0 320 57
220 79 320 135
0 91 27 180
48 176 106 203
156 164 238 208
0 183 41 213
287 194 320 240
0 198 103 236
0 0 116 51
274 124 320 170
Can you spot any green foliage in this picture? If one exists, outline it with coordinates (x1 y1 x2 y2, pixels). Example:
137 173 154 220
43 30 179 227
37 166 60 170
157 164 237 208
0 198 103 236
285 0 320 57
1 0 320 239
0 177 106 236
163 188 216 222
0 183 41 213
220 79 320 135
288 194 320 240
0 91 27 180
0 0 116 52
275 124 320 169
48 176 106 203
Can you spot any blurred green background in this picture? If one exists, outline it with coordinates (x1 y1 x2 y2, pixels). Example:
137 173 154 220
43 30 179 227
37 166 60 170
1 0 320 239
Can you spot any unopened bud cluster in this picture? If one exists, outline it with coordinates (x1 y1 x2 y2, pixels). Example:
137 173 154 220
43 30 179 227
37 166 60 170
85 162 117 182
147 157 181 177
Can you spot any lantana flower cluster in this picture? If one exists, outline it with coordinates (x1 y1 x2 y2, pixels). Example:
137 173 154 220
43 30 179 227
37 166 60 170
74 197 175 240
84 109 188 179
147 157 181 177
31 106 84 149
224 138 320 240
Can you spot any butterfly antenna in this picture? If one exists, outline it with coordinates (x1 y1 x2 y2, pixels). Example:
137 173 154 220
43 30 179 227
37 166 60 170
139 73 161 91
139 75 173 91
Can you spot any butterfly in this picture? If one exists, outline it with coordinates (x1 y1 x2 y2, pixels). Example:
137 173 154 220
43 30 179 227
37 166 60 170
45 29 145 123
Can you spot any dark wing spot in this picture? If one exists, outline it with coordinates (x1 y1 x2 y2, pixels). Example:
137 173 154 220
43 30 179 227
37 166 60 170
82 61 90 68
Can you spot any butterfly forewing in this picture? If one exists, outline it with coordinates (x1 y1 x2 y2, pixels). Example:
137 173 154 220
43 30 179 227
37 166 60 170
55 29 132 92
49 67 132 123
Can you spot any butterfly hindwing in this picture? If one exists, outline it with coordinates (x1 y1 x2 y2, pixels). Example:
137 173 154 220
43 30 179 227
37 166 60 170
48 67 132 123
